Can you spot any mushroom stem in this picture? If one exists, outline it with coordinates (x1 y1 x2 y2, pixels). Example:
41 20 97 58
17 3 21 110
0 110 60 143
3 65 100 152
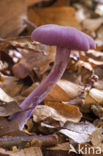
10 47 70 130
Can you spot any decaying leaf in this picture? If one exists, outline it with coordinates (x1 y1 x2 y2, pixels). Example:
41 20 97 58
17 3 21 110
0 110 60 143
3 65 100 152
92 105 103 119
46 101 82 122
75 60 93 83
0 0 27 38
21 83 39 97
95 4 103 16
97 26 103 40
45 79 83 101
33 101 82 123
0 73 23 97
28 6 80 29
11 39 55 78
89 128 103 152
0 0 103 154
47 142 70 151
0 88 13 102
0 117 19 137
59 122 96 143
0 101 22 117
53 0 70 6
87 50 103 61
89 88 103 104
26 0 50 7
0 147 43 156
82 18 103 32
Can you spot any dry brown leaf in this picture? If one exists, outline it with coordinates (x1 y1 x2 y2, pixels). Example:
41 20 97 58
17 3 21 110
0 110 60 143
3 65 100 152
44 79 103 108
45 79 83 101
0 101 22 117
0 117 19 137
87 50 103 61
92 105 103 119
94 80 103 90
26 0 49 6
0 88 13 102
84 88 103 112
0 0 27 39
95 4 103 16
28 6 81 29
21 83 39 97
88 58 103 66
46 101 82 123
89 88 103 104
53 0 70 6
0 74 23 97
59 122 96 143
82 18 103 32
11 39 55 78
0 147 43 156
97 26 103 40
94 65 103 79
75 60 93 83
47 142 70 151
89 128 103 152
33 103 82 123
95 39 103 51
75 4 91 22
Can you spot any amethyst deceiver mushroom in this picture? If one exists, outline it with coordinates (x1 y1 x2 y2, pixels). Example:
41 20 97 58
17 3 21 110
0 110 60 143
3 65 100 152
10 24 96 130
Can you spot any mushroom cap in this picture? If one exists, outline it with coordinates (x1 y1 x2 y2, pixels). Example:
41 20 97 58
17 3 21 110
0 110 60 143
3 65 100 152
31 24 96 51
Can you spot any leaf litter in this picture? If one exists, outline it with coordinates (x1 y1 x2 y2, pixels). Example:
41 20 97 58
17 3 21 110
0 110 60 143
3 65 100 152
0 0 103 156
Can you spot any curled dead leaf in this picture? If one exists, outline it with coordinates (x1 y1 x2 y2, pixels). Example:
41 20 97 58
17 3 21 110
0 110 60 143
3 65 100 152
45 79 83 102
0 88 13 102
33 101 82 123
59 122 96 143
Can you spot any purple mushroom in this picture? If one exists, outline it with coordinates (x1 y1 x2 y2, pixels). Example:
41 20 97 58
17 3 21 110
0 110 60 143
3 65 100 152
10 24 96 130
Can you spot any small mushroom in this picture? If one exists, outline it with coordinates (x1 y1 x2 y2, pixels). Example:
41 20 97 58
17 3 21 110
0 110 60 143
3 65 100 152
10 24 96 130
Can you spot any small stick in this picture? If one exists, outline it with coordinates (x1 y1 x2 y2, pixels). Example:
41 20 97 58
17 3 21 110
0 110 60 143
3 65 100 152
0 134 59 149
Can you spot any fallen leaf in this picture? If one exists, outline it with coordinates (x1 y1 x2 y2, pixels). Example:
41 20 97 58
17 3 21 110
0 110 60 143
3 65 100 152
0 0 27 39
47 142 70 151
0 73 23 97
0 88 13 102
11 38 55 78
45 79 83 101
53 0 70 6
75 60 93 83
0 101 22 117
95 4 103 16
88 58 103 66
0 147 43 156
21 83 39 97
46 101 82 122
0 117 19 137
87 50 103 61
89 128 103 152
95 39 103 51
92 105 103 119
33 102 82 123
26 0 50 7
82 18 103 32
97 26 103 40
28 6 81 29
59 122 96 143
89 88 103 104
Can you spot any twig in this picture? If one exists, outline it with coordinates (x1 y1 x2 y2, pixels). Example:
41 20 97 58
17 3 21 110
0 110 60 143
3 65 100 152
0 134 59 149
